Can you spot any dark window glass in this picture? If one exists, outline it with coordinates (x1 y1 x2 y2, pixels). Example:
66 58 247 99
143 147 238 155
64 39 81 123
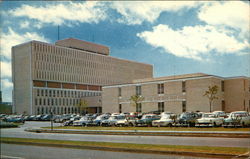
182 101 186 112
136 103 142 113
158 102 164 112
182 81 186 92
221 81 224 92
136 86 141 95
157 83 164 94
118 87 122 97
119 104 122 113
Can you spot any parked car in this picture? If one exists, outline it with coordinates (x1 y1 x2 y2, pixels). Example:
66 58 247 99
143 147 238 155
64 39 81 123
63 116 81 126
116 116 137 127
152 114 176 127
41 114 53 121
212 111 227 118
101 115 125 126
73 116 94 126
91 114 110 126
135 114 160 127
177 112 199 127
223 111 250 127
195 113 223 127
3 116 25 123
54 114 72 123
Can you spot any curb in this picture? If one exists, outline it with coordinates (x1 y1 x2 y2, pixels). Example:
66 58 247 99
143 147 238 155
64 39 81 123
2 140 249 159
26 129 250 138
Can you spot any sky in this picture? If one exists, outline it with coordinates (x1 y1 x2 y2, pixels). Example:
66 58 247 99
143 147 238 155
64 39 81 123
0 1 249 102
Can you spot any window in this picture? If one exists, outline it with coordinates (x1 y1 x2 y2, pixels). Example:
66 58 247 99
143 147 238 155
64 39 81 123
35 98 38 105
136 103 142 113
41 90 44 96
136 86 141 95
221 81 224 92
119 104 122 113
222 100 225 111
182 81 186 92
118 87 122 97
37 90 40 96
158 102 164 112
157 83 164 94
182 101 186 112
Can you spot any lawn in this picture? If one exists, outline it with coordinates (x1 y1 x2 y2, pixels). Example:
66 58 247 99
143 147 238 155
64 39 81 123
1 137 248 156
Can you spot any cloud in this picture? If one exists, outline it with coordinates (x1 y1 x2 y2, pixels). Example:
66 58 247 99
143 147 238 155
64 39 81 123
198 1 249 39
20 21 30 29
1 61 12 78
111 1 200 25
1 79 13 102
1 27 49 60
2 79 13 89
9 1 107 26
137 24 249 61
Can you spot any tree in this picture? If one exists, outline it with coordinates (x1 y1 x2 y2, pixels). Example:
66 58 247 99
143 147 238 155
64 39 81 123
129 95 144 113
203 85 219 112
77 99 88 115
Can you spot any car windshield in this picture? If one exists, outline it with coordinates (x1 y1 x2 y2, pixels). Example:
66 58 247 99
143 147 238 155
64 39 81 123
161 115 171 120
141 115 152 119
231 113 248 118
202 114 216 118
108 116 118 120
117 116 126 120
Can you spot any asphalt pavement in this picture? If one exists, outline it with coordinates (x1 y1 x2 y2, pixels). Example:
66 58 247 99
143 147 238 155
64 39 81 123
1 121 249 148
1 143 216 159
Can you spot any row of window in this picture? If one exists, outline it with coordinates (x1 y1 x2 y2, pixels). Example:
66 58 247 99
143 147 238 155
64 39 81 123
35 98 82 107
118 82 186 97
36 89 101 98
36 106 79 115
118 101 186 113
118 80 232 97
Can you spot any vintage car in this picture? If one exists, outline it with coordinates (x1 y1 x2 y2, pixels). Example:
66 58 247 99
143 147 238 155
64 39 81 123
223 111 250 127
152 114 176 127
91 114 110 126
63 116 81 126
115 116 137 127
177 112 200 127
73 116 94 126
212 111 227 118
135 114 160 127
195 113 223 127
101 115 126 126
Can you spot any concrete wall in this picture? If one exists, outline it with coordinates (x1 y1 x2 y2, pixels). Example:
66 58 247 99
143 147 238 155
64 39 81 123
224 78 250 112
12 43 32 114
102 76 249 114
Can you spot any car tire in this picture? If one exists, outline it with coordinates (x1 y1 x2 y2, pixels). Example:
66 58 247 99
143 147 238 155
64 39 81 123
213 122 217 127
168 123 172 127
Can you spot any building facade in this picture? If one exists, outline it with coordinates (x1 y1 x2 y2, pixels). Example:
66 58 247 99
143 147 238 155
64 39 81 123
102 73 250 114
12 38 153 115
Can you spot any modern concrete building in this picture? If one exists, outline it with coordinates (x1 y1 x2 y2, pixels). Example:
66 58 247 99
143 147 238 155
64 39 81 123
102 73 250 114
12 38 153 115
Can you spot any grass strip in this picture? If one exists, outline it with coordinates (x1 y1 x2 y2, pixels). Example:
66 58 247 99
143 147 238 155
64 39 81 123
1 137 248 157
44 126 250 132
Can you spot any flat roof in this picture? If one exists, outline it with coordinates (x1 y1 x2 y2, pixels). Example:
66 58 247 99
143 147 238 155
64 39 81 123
55 38 110 56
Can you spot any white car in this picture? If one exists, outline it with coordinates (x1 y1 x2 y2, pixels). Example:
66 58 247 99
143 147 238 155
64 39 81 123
116 116 137 127
196 113 223 127
223 111 250 127
152 114 176 127
212 111 227 118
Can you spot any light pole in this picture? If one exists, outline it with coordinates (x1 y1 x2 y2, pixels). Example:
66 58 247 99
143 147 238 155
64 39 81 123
50 108 54 131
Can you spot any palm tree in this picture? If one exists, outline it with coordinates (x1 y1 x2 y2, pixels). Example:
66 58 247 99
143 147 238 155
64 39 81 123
77 99 88 115
203 85 219 112
129 95 144 113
